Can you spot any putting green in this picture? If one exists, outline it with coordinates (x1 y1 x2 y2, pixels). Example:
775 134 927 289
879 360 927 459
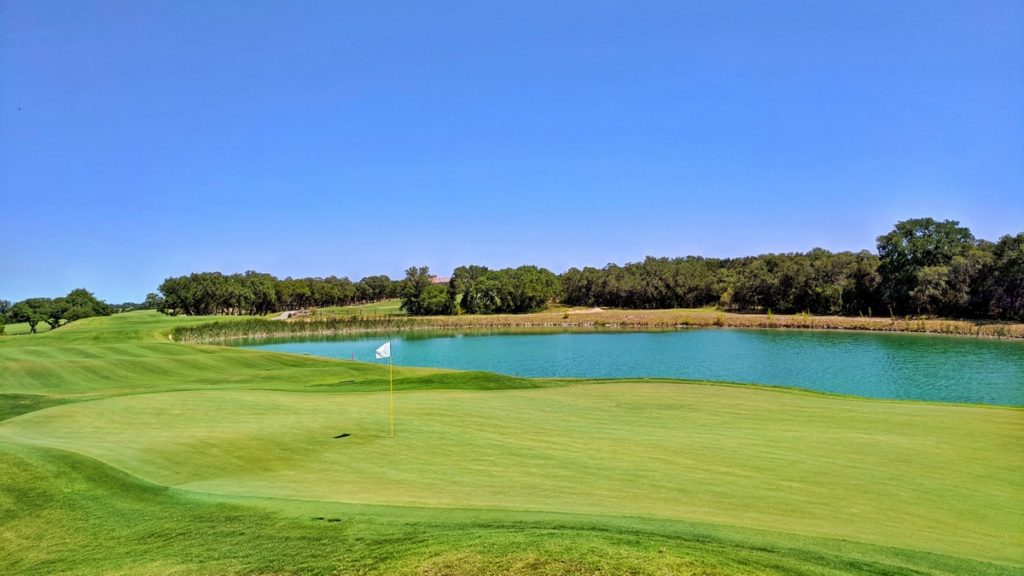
3 382 1020 565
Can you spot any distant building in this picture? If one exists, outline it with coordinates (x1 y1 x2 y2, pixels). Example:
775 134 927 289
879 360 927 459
429 275 451 285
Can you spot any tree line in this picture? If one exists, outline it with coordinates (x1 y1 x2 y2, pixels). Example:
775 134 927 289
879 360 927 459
4 217 1020 334
398 265 560 315
564 219 1022 319
398 218 1023 320
155 272 401 316
0 289 112 334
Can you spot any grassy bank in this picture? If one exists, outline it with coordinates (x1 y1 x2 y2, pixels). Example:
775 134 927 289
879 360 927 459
171 315 421 343
168 302 1024 343
1 311 1021 575
347 305 1024 338
316 299 406 316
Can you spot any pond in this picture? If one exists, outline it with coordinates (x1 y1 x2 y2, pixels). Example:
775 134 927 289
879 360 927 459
241 329 1024 406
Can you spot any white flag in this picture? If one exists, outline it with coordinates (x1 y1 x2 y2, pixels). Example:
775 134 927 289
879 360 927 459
375 341 391 359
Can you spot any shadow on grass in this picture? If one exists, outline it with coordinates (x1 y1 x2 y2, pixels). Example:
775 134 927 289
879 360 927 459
0 394 69 422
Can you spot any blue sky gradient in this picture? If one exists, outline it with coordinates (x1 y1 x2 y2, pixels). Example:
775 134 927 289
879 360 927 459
2 1 1022 302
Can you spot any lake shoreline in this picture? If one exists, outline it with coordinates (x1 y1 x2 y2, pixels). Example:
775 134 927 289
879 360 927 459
172 307 1024 344
241 327 1024 406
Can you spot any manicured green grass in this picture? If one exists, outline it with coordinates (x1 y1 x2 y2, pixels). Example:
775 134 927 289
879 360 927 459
317 298 406 316
4 384 1021 564
0 394 68 421
8 441 1007 576
2 321 52 335
1 311 1021 575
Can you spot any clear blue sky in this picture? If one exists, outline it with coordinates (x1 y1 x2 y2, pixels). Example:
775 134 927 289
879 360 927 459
2 1 1021 303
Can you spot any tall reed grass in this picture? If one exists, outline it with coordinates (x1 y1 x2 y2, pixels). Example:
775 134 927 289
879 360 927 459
171 315 419 343
171 309 1024 344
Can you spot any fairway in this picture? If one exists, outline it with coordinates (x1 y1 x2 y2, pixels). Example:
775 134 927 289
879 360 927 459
1 312 1022 575
317 298 407 316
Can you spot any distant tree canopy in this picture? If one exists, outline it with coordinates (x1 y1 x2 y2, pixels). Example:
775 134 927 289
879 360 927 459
60 288 113 324
976 233 1024 320
3 289 111 334
0 300 8 335
560 251 880 316
142 293 165 310
876 218 975 315
452 265 560 314
7 299 49 333
157 271 400 316
398 265 560 316
555 219 1022 320
871 219 1023 319
398 267 447 316
357 275 399 303
10 218 1009 328
394 219 1021 320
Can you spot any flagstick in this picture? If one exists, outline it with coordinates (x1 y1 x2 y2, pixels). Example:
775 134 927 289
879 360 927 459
388 339 394 438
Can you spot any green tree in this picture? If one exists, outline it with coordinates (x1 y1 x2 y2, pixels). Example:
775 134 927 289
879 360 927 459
242 272 279 315
908 266 949 315
45 297 68 329
358 275 397 302
984 233 1024 320
877 218 974 314
841 250 881 316
449 265 491 314
418 285 451 315
142 292 165 310
561 266 599 307
504 266 560 313
64 288 112 319
449 265 558 314
944 246 991 317
730 258 773 311
9 298 52 334
399 266 435 315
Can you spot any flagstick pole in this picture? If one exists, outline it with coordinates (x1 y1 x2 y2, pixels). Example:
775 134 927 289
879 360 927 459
388 339 394 438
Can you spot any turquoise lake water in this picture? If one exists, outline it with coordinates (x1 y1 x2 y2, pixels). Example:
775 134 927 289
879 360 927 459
242 329 1024 405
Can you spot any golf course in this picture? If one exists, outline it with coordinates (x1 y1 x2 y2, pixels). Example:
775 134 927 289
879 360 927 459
1 311 1021 575
5 0 1023 572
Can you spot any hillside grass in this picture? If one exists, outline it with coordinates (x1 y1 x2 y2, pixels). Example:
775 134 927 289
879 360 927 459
1 311 1021 575
8 441 1011 576
2 321 52 335
315 298 407 316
